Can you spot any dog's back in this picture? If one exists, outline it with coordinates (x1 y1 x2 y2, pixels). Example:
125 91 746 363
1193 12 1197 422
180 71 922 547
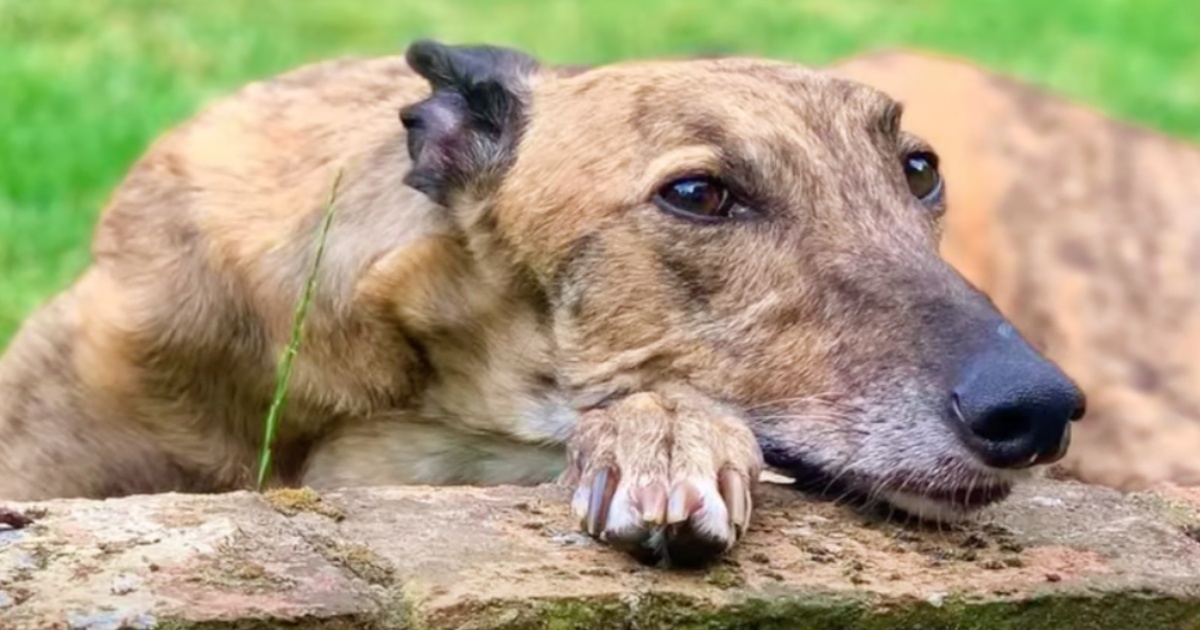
0 56 469 498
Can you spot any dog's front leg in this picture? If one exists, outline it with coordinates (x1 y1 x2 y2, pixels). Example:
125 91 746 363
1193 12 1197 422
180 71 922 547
562 386 763 568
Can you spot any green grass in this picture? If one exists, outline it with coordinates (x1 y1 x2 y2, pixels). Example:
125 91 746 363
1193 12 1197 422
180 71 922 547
256 169 341 490
1 0 1198 347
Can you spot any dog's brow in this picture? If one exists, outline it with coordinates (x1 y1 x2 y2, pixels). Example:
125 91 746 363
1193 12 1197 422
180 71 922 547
877 99 904 136
639 145 723 192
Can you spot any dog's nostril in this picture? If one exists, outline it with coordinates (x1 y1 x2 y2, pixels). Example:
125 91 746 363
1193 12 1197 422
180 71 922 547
1069 390 1088 421
950 349 1081 470
952 390 1036 444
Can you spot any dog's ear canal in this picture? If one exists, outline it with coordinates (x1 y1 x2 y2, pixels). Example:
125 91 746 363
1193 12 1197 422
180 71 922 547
400 40 541 206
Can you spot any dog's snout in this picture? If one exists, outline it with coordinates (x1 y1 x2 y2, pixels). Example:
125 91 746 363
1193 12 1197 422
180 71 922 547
950 326 1086 469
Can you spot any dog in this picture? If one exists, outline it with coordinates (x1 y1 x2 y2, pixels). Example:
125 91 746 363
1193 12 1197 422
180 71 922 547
0 41 1085 567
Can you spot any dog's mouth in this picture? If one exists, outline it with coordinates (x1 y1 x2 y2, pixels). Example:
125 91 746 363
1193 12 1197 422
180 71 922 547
890 482 1011 508
871 479 1013 521
769 457 1013 522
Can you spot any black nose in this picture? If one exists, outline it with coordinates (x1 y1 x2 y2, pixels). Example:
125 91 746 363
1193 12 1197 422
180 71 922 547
951 327 1086 469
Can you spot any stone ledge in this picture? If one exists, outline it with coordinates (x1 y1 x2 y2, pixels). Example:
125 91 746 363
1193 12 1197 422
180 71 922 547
2 479 1200 629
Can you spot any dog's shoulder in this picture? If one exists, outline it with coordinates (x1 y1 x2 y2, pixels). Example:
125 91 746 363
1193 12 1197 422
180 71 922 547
89 55 455 322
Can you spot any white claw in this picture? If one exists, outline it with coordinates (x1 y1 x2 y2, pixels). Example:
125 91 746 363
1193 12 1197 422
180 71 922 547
571 485 590 523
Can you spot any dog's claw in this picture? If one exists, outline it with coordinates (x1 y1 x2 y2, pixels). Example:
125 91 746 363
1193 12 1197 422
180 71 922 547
571 484 590 524
637 481 668 526
586 468 618 537
720 469 749 540
667 480 703 525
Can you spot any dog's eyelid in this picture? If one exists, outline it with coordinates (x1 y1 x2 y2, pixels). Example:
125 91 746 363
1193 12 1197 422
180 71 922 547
897 133 937 161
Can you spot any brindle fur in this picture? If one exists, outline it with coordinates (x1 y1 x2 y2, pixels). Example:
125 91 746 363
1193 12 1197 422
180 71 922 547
834 51 1200 491
0 42 1079 565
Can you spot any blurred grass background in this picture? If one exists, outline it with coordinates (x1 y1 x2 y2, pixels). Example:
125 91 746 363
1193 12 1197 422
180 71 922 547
1 0 1198 347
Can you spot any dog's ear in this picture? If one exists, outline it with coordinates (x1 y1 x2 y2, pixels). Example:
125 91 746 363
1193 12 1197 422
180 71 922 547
400 40 541 207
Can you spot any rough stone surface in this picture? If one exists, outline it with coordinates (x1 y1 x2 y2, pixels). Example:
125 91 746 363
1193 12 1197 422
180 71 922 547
3 478 1200 629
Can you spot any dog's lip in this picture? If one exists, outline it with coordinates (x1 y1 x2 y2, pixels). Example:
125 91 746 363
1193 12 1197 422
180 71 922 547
837 471 1013 511
885 481 1013 509
777 459 1013 512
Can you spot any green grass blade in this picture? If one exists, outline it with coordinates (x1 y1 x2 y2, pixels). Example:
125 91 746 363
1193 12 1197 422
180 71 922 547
255 168 344 490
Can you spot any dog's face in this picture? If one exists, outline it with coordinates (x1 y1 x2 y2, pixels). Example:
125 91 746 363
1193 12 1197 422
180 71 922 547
400 42 1086 520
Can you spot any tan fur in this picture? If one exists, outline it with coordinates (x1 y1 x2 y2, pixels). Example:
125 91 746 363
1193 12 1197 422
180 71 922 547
833 51 1200 491
0 56 564 497
0 44 1083 564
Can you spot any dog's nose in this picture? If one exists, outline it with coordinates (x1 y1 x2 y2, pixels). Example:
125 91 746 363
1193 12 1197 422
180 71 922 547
951 328 1086 469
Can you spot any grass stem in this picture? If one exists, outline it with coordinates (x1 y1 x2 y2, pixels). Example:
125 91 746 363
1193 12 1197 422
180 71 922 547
255 168 343 490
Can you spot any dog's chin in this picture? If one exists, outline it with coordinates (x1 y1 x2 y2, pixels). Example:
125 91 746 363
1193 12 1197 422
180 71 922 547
776 457 1017 524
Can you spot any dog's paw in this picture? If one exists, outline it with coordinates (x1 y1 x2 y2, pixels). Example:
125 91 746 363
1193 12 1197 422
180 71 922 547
563 389 762 568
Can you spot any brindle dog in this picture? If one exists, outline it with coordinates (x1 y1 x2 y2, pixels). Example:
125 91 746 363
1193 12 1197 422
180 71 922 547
0 41 1085 567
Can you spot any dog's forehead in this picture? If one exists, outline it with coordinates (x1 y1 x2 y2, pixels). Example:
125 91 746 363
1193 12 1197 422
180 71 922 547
569 57 828 90
536 58 901 146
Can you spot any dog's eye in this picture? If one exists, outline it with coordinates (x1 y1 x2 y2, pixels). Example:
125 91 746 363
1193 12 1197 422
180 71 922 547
654 176 739 222
903 151 942 203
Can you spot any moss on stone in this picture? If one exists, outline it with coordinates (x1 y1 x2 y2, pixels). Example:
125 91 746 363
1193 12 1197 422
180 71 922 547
439 589 1200 630
65 583 1200 630
327 540 395 587
192 549 296 594
156 618 381 630
264 487 345 521
705 564 747 589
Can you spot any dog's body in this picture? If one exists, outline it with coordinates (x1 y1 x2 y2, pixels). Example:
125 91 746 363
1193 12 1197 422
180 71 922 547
0 55 571 496
0 42 1084 566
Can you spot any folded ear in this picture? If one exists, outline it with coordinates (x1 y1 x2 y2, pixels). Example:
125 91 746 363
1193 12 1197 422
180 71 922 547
399 40 541 206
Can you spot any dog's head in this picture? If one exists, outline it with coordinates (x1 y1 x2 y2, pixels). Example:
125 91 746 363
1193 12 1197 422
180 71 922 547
399 41 1086 520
